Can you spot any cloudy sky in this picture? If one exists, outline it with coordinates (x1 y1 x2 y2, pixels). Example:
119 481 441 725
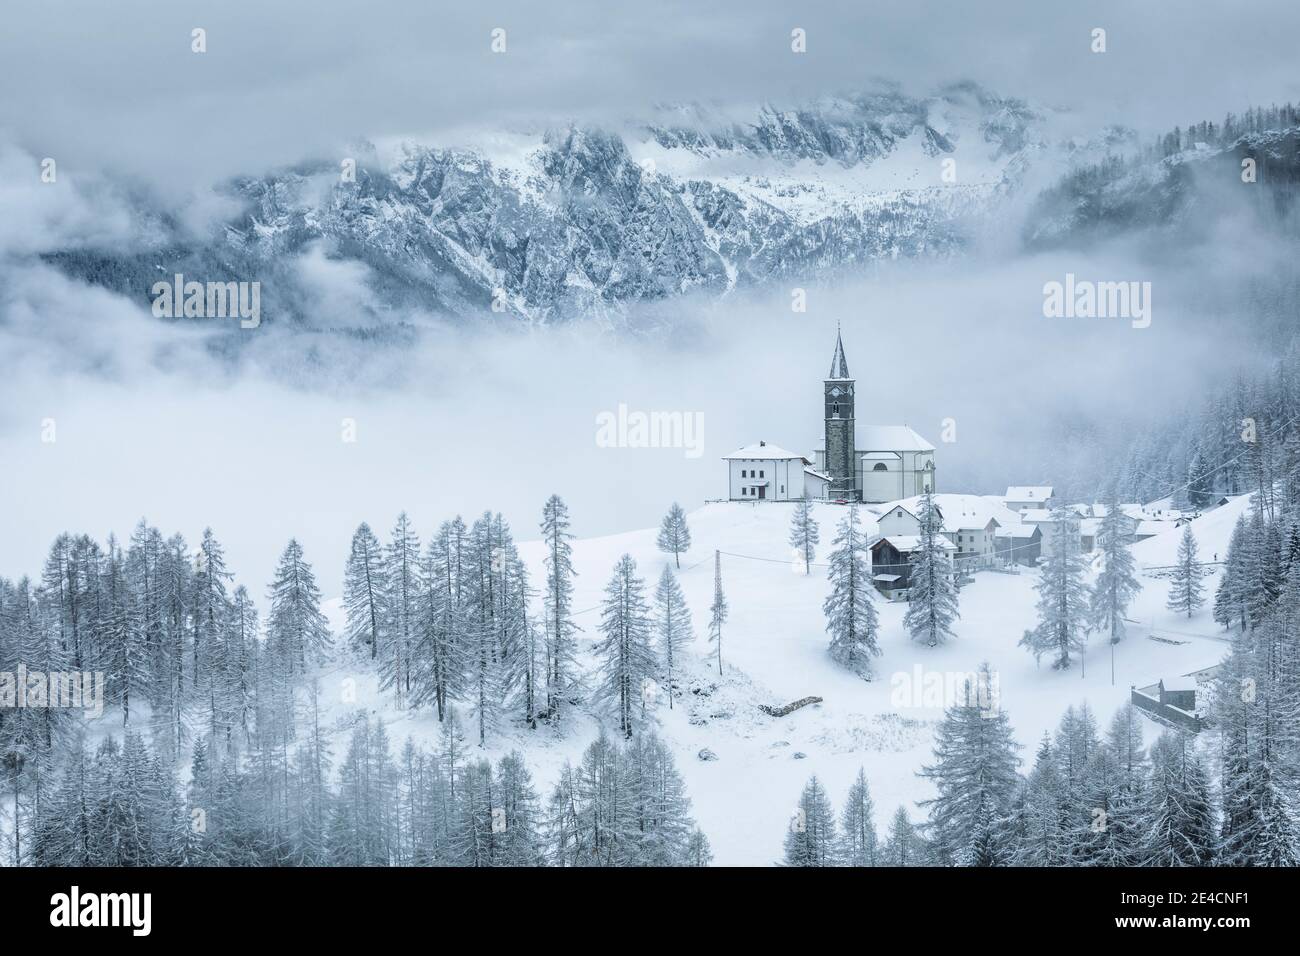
3 0 1298 187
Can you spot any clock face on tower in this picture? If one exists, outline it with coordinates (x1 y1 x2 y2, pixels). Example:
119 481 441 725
830 386 842 398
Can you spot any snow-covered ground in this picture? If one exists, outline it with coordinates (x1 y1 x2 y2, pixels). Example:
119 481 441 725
308 493 1249 866
15 494 1243 867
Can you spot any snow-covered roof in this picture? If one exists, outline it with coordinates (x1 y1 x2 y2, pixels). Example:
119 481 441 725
722 441 808 462
1079 517 1103 536
880 494 1017 533
995 521 1041 540
860 450 901 461
1006 485 1053 501
1161 676 1198 693
803 467 831 482
872 573 902 583
858 425 934 453
1022 510 1072 524
876 535 956 553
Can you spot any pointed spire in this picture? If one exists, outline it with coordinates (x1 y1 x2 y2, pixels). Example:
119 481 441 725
828 325 850 379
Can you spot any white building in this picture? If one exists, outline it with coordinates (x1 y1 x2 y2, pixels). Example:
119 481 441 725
722 441 828 501
810 333 937 502
1022 510 1077 559
1005 486 1054 511
875 493 1014 567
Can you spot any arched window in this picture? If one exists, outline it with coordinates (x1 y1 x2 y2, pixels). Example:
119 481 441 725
872 462 888 472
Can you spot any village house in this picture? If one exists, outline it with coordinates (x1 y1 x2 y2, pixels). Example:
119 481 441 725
869 534 957 599
874 493 1014 568
722 441 830 501
1004 485 1053 511
993 520 1042 565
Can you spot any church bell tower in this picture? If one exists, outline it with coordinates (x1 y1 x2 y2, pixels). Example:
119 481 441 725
824 329 857 499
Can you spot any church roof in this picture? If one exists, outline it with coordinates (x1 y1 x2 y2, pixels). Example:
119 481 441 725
858 425 934 452
722 441 809 462
828 330 850 380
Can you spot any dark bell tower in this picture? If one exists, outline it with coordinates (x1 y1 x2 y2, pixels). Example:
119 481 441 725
825 329 856 499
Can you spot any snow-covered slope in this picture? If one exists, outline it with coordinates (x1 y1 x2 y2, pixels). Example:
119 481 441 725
316 494 1249 866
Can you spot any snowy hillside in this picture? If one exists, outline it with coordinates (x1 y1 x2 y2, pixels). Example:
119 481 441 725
314 494 1249 866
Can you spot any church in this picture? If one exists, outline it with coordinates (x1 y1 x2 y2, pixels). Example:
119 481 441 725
723 331 936 503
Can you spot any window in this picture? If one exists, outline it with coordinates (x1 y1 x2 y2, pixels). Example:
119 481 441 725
874 463 888 472
741 469 747 478
760 470 765 478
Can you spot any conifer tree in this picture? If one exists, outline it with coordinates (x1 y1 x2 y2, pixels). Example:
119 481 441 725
1090 497 1141 645
656 502 692 569
1166 524 1207 617
266 539 332 678
1215 515 1251 630
837 767 879 866
788 498 820 574
918 664 1021 864
540 495 581 724
343 522 386 660
1140 732 1216 866
1020 508 1090 669
903 492 959 647
883 807 923 866
823 505 880 676
782 775 837 867
381 513 422 708
594 556 658 738
653 566 693 709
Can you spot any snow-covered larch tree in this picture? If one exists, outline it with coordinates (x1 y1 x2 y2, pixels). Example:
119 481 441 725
788 498 820 574
902 492 959 647
1019 507 1090 669
266 538 332 678
782 775 837 867
1090 498 1141 644
823 505 880 677
656 502 692 570
540 495 581 725
918 663 1021 865
343 522 386 660
594 555 658 738
1166 524 1206 617
653 566 693 709
837 767 879 866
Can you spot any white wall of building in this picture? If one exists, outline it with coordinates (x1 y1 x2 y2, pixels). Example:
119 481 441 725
860 450 935 503
726 457 805 501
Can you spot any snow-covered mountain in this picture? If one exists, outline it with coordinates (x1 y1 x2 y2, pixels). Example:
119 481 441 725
36 83 1300 328
1025 126 1300 248
39 83 1057 325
